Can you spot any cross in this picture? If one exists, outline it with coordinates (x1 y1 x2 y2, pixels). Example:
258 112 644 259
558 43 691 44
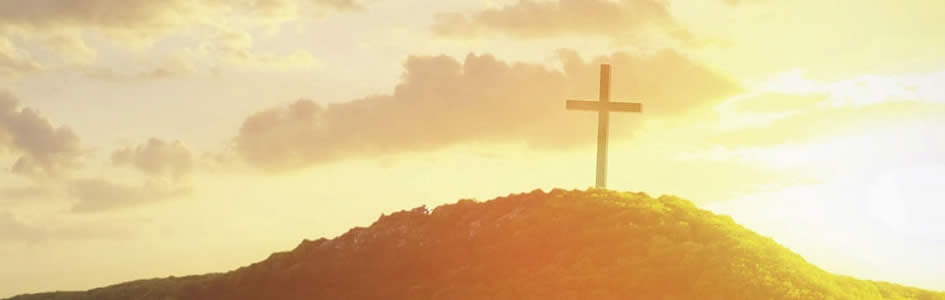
566 64 642 189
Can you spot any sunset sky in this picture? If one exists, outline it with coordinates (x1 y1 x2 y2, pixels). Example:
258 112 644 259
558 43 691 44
2 0 945 297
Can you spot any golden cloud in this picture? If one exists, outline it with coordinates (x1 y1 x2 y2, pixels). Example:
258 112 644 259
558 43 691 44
0 92 83 178
0 212 45 243
0 38 43 78
235 50 740 172
112 138 194 181
718 98 945 147
0 0 356 77
433 0 696 45
69 179 191 213
0 0 363 32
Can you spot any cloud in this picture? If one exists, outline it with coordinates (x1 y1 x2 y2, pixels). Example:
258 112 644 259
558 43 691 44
0 0 203 32
112 138 194 181
718 99 945 147
0 92 82 178
0 38 43 78
84 66 190 82
0 210 134 244
312 0 362 11
0 185 56 203
69 179 191 213
724 93 829 114
0 212 45 243
0 0 358 76
715 68 945 147
81 47 200 81
708 95 945 181
433 0 697 45
41 30 98 64
209 30 320 70
0 0 364 33
73 138 197 213
236 50 740 171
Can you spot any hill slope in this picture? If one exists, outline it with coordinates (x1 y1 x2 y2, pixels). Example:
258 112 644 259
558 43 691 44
8 189 944 300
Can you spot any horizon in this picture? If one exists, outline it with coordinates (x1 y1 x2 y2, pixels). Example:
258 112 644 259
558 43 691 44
2 0 945 297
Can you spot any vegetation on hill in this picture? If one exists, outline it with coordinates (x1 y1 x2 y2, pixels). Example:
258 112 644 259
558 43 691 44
8 189 944 300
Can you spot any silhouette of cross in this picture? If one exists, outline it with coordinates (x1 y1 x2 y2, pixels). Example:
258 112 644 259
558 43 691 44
566 64 642 189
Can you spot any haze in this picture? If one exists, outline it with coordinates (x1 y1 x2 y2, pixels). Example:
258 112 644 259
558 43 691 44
1 0 944 297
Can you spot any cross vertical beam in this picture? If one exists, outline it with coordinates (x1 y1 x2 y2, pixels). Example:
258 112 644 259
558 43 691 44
565 64 643 189
596 65 611 188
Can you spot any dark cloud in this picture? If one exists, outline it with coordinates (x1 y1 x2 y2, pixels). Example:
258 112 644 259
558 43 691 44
433 0 696 44
69 179 191 213
236 50 740 171
112 138 194 180
0 92 82 178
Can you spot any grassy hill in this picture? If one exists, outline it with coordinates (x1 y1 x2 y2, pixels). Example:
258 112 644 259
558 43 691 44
8 189 944 300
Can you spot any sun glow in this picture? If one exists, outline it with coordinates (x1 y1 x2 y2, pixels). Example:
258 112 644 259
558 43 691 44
4 0 945 297
695 67 945 288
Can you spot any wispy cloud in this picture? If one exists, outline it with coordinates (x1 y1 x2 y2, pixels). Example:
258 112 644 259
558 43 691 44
0 38 43 78
0 212 45 243
69 179 191 213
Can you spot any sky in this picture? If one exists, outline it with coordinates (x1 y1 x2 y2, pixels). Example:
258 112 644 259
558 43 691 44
1 0 945 296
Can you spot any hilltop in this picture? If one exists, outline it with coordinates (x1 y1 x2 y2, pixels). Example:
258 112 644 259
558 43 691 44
8 189 944 300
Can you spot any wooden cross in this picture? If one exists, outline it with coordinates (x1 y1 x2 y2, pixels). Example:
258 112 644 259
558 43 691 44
566 64 642 189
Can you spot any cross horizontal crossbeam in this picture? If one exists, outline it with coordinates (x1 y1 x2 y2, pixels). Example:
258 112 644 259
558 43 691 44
566 100 642 113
